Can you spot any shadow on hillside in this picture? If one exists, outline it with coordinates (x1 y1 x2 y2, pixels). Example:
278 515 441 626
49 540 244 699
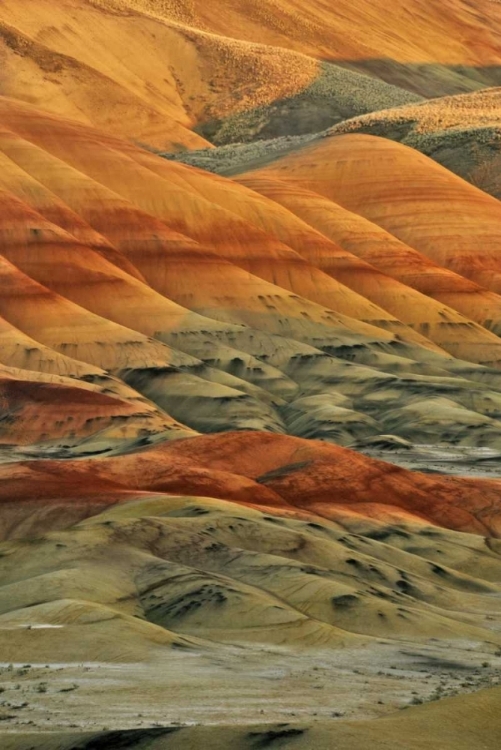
192 58 501 147
337 58 501 98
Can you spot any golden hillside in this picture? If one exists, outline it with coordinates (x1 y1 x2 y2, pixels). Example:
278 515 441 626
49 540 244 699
6 0 496 149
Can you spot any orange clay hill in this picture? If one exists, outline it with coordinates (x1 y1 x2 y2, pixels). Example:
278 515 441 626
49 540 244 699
2 2 501 747
2 431 501 537
242 134 501 317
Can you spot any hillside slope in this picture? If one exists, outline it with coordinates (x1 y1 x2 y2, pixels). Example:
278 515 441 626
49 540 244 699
0 0 415 148
4 0 501 151
330 87 501 199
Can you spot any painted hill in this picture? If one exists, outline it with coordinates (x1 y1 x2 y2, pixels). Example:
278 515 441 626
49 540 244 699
2 2 501 745
1 95 501 670
4 431 501 535
329 87 501 199
244 133 501 296
3 97 501 453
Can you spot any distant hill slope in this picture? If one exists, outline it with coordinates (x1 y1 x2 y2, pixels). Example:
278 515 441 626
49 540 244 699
110 0 501 95
4 0 501 150
0 0 417 148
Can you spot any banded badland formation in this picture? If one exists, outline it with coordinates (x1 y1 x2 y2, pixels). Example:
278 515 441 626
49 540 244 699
2 2 501 748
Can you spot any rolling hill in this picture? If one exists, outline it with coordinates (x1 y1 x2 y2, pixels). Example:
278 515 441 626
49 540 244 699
329 87 501 200
2 1 501 747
